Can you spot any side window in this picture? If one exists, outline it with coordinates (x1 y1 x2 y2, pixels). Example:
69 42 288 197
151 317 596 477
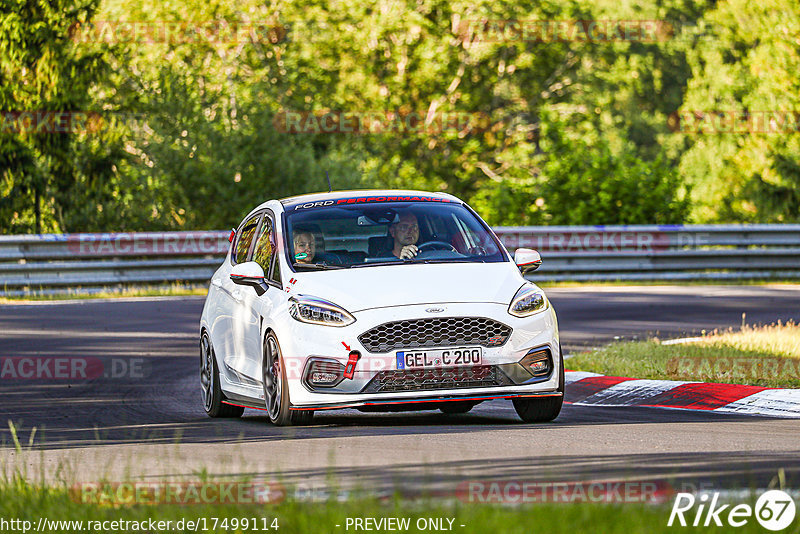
270 253 282 285
233 212 262 264
252 216 276 274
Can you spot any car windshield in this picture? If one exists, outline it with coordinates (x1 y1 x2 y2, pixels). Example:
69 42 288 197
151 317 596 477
284 200 506 270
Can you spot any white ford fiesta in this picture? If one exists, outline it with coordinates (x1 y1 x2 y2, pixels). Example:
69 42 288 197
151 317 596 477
199 190 563 425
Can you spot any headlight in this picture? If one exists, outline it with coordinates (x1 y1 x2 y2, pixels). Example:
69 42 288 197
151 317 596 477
289 296 356 327
508 284 548 317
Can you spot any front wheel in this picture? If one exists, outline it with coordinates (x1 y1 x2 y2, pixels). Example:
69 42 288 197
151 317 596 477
200 331 244 418
512 354 564 423
262 333 314 426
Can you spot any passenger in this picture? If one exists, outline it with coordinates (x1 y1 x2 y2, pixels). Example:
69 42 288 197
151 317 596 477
293 231 316 264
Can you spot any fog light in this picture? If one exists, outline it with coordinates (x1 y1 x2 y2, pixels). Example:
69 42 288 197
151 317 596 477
528 360 549 374
520 349 552 377
310 371 339 385
303 358 345 388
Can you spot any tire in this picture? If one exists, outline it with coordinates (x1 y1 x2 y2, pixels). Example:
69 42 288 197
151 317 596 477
262 332 314 426
439 401 478 414
200 331 244 418
512 353 564 423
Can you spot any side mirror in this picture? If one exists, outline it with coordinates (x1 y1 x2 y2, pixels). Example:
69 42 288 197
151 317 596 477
514 248 542 274
230 261 268 296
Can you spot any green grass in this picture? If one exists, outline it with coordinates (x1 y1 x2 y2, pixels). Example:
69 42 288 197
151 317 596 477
0 284 207 302
568 322 800 387
0 478 789 534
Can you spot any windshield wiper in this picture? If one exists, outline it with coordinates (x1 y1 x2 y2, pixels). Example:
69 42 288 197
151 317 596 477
293 263 346 270
408 258 480 264
351 261 401 268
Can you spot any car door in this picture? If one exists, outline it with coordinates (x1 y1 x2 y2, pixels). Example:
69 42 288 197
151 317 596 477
231 210 282 382
213 210 263 379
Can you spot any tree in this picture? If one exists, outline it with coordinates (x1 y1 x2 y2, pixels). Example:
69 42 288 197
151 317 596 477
677 0 800 222
0 0 117 233
96 0 365 229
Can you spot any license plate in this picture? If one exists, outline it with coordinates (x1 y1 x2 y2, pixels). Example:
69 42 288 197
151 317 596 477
396 347 482 370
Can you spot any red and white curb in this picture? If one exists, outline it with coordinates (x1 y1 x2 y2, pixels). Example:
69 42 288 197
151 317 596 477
565 371 800 418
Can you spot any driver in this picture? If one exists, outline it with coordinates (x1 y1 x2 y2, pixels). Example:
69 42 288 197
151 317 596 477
388 212 420 259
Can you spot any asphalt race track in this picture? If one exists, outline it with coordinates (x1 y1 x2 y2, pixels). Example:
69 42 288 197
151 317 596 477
2 285 800 495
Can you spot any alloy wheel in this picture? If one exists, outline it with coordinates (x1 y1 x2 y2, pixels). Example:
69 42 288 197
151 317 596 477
263 335 282 420
200 332 214 412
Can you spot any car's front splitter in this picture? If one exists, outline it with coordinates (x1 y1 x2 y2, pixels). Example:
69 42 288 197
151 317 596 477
286 389 562 411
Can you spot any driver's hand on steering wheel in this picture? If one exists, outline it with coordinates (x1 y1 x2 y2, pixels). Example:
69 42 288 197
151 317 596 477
399 244 419 259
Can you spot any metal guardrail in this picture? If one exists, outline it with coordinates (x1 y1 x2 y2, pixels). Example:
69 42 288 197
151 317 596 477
493 225 800 282
0 232 228 294
1 225 799 294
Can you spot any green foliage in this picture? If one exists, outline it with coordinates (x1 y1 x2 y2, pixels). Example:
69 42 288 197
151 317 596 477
86 0 365 229
677 0 800 222
0 0 114 232
1 0 796 232
537 125 690 225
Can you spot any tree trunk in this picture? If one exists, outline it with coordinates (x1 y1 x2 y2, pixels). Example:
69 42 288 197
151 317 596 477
34 188 41 234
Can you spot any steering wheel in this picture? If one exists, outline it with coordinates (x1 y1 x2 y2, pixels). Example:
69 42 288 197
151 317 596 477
417 241 458 253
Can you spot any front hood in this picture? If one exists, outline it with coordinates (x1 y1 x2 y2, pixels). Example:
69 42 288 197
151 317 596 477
289 262 526 312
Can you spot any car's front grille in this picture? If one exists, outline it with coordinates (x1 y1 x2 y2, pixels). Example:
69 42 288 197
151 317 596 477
361 365 512 393
358 317 512 353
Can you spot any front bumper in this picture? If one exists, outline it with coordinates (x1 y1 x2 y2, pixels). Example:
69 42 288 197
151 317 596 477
277 302 560 409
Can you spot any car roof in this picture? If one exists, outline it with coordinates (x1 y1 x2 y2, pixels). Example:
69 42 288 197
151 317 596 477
238 190 464 221
279 189 462 207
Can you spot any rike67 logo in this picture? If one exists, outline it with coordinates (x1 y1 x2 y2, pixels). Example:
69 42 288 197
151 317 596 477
668 490 796 531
